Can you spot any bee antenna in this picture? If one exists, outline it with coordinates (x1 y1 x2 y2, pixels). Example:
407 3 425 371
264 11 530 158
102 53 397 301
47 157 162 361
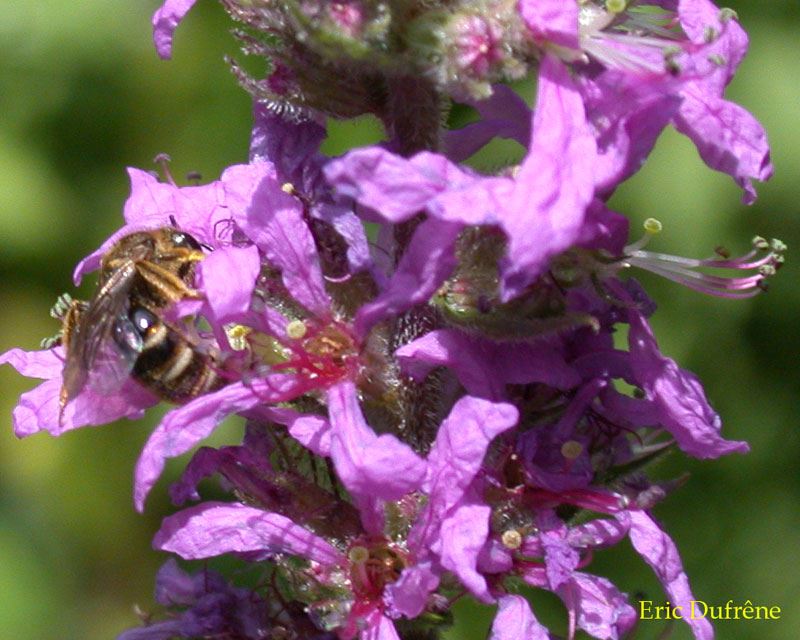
169 214 178 228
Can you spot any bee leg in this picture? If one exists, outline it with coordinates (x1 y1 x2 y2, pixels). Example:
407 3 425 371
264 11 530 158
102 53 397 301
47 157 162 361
134 260 203 305
57 298 89 424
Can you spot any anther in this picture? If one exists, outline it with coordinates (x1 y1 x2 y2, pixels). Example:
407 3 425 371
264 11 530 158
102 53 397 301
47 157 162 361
561 440 584 460
286 319 308 340
501 529 523 550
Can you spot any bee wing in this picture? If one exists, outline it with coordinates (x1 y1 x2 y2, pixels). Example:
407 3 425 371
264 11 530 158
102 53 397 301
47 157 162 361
84 312 145 395
61 261 139 404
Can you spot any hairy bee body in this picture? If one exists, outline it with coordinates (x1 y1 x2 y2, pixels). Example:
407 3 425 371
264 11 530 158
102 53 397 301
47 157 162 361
115 305 223 404
57 227 225 417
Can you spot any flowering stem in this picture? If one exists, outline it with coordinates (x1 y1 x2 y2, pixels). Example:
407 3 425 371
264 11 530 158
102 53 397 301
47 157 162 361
383 75 443 156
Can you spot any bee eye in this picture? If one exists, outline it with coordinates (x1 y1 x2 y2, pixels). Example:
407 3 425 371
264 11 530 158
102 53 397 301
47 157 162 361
170 231 202 250
131 308 158 334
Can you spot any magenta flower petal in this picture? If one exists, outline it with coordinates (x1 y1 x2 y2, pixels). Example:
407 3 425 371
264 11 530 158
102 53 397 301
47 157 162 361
134 376 303 511
13 377 154 438
497 55 596 299
271 408 332 457
152 0 197 59
198 245 261 321
153 501 343 565
436 495 493 602
412 397 517 601
1 346 63 379
326 382 426 501
362 614 401 640
489 595 550 640
1 347 156 437
250 104 326 175
625 510 713 640
444 85 531 162
325 149 478 224
396 329 579 399
557 572 637 640
354 219 461 336
627 310 749 458
567 518 629 550
674 90 772 205
517 0 579 49
232 170 332 317
117 620 184 640
424 396 518 498
384 562 440 618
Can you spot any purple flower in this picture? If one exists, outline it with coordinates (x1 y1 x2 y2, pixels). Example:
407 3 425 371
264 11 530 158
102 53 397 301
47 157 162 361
5 4 779 640
0 347 155 437
327 55 596 303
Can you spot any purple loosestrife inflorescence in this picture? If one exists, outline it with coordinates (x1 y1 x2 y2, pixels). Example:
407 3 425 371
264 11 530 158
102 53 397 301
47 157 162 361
0 1 786 640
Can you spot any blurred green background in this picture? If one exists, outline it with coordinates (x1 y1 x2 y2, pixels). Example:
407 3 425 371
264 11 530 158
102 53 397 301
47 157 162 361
0 2 798 639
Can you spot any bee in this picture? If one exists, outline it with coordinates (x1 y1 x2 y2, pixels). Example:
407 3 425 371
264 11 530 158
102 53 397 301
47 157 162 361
56 227 225 419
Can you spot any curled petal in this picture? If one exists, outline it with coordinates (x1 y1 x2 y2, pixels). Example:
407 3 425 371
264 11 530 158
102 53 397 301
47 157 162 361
628 310 749 458
152 0 197 59
134 376 303 511
624 510 713 640
326 382 426 501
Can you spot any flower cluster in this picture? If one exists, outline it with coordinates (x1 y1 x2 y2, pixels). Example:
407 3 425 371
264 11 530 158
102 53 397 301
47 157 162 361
1 1 783 640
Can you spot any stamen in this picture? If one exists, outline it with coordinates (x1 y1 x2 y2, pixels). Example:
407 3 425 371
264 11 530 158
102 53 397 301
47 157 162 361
153 153 176 186
621 225 787 299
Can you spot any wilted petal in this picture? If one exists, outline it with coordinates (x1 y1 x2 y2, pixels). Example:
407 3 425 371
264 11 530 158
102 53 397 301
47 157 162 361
250 104 326 177
628 310 749 458
625 510 713 640
489 595 549 640
154 559 196 606
326 382 426 501
154 501 342 565
152 0 197 59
